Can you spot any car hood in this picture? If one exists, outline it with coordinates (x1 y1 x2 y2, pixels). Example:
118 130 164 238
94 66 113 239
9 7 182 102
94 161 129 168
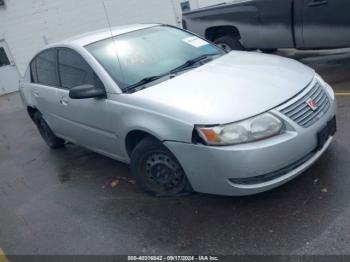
132 51 315 124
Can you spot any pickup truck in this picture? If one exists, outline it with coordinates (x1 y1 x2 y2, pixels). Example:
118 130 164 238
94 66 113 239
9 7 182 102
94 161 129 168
182 0 350 52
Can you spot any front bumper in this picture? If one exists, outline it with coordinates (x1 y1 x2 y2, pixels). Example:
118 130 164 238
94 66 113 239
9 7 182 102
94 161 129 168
165 93 337 196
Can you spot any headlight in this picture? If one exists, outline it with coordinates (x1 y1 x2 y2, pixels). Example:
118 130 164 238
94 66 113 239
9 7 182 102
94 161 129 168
196 113 284 146
315 73 334 100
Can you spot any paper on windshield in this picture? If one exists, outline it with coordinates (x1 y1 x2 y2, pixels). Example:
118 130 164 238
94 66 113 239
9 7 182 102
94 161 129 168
182 36 209 48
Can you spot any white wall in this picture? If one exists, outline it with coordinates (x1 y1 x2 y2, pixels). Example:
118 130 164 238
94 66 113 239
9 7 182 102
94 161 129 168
0 0 183 77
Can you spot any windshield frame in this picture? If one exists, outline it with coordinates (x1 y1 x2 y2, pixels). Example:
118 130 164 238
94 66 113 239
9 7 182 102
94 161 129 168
84 25 226 93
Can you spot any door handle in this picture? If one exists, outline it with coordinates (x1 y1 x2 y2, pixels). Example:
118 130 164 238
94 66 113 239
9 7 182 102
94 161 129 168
60 96 69 106
308 0 328 7
32 90 39 97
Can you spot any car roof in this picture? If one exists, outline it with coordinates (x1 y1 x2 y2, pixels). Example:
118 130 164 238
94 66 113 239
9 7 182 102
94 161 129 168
50 23 160 48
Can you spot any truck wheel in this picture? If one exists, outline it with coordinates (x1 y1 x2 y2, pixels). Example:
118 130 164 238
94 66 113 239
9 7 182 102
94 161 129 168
33 112 65 149
214 35 244 51
261 49 277 54
130 137 192 197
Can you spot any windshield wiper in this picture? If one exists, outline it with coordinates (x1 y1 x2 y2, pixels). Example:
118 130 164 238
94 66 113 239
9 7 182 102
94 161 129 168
124 53 220 93
124 74 171 93
170 53 219 74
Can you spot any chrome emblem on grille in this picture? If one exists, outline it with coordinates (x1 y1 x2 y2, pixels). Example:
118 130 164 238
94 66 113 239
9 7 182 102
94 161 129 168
306 99 318 111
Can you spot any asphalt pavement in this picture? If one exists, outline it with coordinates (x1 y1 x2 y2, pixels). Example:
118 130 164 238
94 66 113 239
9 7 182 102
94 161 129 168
0 48 350 256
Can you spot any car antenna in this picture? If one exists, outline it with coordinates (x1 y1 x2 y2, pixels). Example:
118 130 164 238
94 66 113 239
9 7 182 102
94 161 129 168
101 0 113 39
101 0 125 83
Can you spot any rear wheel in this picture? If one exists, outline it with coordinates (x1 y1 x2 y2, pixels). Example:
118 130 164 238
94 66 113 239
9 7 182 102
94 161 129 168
33 112 65 149
130 137 192 197
214 35 244 51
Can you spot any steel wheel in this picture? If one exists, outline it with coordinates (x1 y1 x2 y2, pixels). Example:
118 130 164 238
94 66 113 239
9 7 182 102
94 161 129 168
144 152 185 193
131 137 191 197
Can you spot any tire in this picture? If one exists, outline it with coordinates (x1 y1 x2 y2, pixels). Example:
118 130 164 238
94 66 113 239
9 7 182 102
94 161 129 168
260 49 278 54
33 112 65 149
214 35 244 51
130 137 192 197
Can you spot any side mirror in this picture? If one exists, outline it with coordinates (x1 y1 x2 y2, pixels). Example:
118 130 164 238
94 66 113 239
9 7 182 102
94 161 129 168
69 84 106 99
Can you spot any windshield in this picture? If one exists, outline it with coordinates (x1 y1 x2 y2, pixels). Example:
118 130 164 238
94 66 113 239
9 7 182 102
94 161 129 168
86 26 224 92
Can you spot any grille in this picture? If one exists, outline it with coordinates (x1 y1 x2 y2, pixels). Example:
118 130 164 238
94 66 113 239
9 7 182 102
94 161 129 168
280 81 330 128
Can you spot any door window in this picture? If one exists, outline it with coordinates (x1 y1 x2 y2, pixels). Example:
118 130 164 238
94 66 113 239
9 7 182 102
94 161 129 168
31 49 58 86
0 47 10 67
58 48 103 90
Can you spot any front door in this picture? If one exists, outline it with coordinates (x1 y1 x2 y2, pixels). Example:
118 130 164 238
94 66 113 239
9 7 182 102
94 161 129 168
0 40 20 95
54 48 121 158
302 0 350 49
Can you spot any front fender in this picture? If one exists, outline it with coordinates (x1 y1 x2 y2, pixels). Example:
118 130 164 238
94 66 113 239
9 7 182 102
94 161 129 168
107 96 195 160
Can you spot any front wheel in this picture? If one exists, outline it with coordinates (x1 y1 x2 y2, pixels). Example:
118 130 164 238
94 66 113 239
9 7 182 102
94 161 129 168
130 137 192 197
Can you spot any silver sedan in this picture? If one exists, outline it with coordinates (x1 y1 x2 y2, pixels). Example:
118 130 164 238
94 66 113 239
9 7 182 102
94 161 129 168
20 24 337 196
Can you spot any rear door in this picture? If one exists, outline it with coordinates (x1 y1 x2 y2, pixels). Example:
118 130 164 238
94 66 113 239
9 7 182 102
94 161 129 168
302 0 350 48
30 48 61 131
55 48 120 158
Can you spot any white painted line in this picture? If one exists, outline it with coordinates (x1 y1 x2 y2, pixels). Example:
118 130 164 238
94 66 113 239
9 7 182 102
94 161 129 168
0 249 8 262
336 92 350 96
